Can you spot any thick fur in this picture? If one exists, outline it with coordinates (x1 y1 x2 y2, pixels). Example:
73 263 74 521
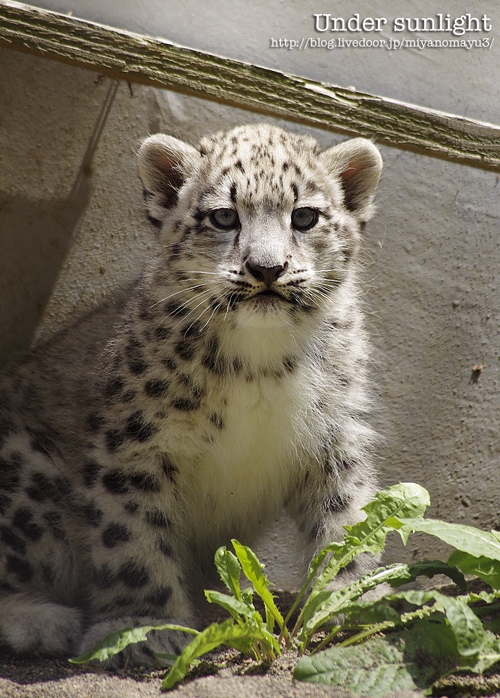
0 124 382 665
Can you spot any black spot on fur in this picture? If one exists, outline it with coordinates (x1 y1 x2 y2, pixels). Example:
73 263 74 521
202 336 228 375
129 471 161 493
121 390 136 403
144 585 173 607
83 501 104 527
43 511 66 540
6 555 33 583
12 508 44 542
0 454 22 492
144 379 170 399
168 243 182 262
25 472 54 503
311 522 325 539
102 469 129 495
82 460 103 488
125 337 147 376
165 300 188 318
0 493 12 515
337 457 355 471
283 356 297 373
0 413 14 449
125 412 157 443
123 501 140 515
0 526 27 555
118 561 149 589
155 326 172 341
322 457 335 476
183 321 202 339
102 522 132 548
209 413 224 430
92 563 117 590
171 397 199 412
160 454 179 483
52 477 72 503
86 412 105 433
27 428 58 458
24 474 69 506
145 510 171 529
162 357 177 372
105 429 125 453
157 537 174 557
104 378 125 402
142 190 163 228
323 493 351 513
175 339 196 361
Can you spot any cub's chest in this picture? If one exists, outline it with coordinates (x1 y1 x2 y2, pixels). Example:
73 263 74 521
158 367 313 478
168 370 313 526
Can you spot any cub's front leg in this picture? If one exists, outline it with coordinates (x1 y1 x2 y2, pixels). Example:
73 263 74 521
287 456 379 588
78 461 195 667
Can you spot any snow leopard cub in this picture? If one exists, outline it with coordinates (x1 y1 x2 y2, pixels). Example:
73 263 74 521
0 124 382 665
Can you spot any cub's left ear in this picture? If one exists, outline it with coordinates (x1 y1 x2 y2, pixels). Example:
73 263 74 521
320 138 383 221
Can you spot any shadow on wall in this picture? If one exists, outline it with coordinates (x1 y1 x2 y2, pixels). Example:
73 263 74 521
0 173 92 365
0 79 119 366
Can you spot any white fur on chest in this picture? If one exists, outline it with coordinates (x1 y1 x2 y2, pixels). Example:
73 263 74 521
170 367 314 537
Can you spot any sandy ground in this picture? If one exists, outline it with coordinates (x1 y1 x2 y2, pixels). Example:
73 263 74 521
0 647 424 698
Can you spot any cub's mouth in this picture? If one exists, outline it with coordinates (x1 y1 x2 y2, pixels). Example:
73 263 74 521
256 290 281 298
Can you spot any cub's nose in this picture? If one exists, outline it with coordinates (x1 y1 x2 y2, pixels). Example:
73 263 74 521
245 261 287 287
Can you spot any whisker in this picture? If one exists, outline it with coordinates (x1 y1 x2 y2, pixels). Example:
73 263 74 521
148 283 213 310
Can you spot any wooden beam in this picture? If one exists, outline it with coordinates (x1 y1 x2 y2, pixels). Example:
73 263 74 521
1 0 499 171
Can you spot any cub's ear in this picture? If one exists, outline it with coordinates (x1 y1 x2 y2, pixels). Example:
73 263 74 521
320 138 383 221
138 134 200 227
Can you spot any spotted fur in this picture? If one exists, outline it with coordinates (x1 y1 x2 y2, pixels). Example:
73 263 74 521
0 124 382 665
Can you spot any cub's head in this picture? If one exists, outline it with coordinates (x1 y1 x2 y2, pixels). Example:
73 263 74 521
138 124 382 328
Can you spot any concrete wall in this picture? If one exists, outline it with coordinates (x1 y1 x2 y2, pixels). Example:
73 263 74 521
1 0 499 586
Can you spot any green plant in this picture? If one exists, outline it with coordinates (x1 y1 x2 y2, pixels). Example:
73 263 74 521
71 482 500 695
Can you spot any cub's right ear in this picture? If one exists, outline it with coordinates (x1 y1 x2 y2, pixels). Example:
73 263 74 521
138 134 200 228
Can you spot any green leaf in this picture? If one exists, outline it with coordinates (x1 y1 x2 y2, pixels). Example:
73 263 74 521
434 594 488 656
70 623 197 664
214 546 243 600
395 518 500 561
285 545 336 630
301 562 429 642
448 550 500 590
296 618 493 695
204 590 253 621
294 633 435 695
312 483 430 593
387 589 488 657
458 637 500 674
162 618 278 690
402 559 467 592
344 601 401 626
231 540 285 631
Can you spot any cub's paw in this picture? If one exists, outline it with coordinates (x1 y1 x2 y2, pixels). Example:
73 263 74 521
78 616 194 667
0 596 83 656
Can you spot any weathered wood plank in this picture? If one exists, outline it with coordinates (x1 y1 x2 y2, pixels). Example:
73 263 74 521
1 0 499 170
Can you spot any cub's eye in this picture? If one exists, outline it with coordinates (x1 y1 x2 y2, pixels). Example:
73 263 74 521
291 207 319 231
209 208 239 230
